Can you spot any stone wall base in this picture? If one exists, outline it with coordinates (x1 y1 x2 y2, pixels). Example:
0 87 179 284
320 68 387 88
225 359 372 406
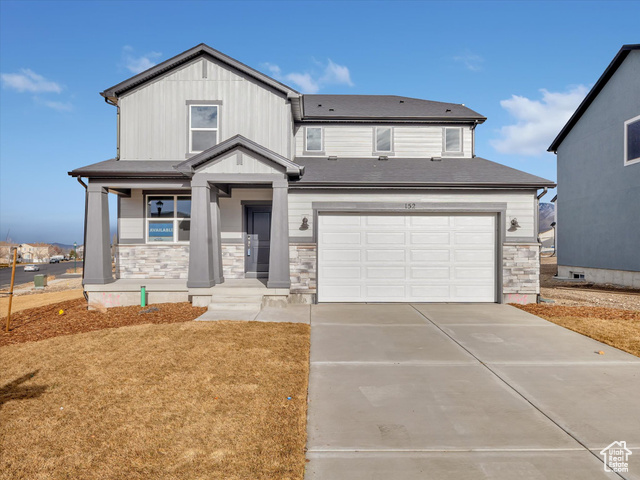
503 244 540 300
222 243 244 279
558 265 640 289
290 244 316 294
116 244 189 280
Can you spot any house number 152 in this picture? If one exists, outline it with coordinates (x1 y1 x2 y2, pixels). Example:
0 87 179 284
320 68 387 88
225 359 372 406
405 203 416 209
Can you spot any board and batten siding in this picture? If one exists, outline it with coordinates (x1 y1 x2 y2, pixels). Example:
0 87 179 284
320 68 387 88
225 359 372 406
295 125 473 158
119 57 292 160
288 190 536 240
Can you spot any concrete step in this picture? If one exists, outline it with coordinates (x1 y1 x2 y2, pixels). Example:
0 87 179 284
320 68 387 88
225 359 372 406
207 302 262 311
211 287 270 296
209 294 264 304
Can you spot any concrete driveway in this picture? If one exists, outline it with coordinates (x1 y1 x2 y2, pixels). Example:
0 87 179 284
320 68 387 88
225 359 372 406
305 304 640 480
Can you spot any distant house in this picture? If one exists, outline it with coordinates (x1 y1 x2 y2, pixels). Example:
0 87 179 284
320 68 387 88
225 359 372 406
18 243 52 263
0 242 17 263
549 44 640 287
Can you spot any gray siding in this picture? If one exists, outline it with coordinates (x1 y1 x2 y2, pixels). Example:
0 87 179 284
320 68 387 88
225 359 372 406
556 50 640 272
295 125 473 158
119 58 292 160
288 190 536 239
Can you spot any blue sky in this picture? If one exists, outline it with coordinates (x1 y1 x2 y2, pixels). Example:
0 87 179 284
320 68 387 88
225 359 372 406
0 0 638 244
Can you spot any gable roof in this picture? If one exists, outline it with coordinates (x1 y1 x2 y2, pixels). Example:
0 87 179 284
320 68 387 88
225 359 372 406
549 44 640 152
302 95 485 122
291 156 554 188
101 43 300 101
174 134 304 177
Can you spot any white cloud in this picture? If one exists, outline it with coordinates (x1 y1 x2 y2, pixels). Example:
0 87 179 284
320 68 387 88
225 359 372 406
42 100 73 112
122 46 162 74
454 51 484 72
490 85 589 156
0 69 62 93
263 59 353 93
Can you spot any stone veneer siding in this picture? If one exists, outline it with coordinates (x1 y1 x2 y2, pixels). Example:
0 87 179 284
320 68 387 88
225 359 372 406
116 244 189 279
502 244 540 296
289 244 317 294
222 243 244 279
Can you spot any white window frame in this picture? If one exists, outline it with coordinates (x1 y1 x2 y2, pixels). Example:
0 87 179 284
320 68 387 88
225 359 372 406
624 114 640 166
443 127 463 154
305 126 323 153
374 126 393 153
145 194 191 244
189 104 219 154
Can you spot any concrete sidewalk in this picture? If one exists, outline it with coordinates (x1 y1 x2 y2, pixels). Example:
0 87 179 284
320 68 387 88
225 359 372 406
305 304 640 479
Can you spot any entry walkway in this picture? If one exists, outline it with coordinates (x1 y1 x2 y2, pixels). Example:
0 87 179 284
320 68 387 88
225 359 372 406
305 304 640 479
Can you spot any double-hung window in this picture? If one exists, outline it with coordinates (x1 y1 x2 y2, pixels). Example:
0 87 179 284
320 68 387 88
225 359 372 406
375 127 393 153
189 105 218 153
305 127 323 152
624 115 640 166
444 127 463 154
146 195 191 243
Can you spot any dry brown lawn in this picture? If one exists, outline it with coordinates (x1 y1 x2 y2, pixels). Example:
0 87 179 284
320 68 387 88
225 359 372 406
514 304 640 358
0 321 310 479
0 289 84 318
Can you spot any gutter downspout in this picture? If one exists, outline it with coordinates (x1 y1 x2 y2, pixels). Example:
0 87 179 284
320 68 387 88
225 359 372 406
470 120 479 157
77 177 89 296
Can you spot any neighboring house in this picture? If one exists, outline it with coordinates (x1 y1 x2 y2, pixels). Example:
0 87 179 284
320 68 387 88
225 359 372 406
0 242 18 263
69 43 554 307
549 44 640 287
18 243 52 263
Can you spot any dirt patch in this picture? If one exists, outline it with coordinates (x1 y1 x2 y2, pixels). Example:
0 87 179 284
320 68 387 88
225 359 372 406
0 320 310 479
1 299 206 347
539 256 640 310
514 303 640 358
1 289 84 318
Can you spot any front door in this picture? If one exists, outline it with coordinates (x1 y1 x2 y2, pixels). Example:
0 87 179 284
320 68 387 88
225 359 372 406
245 205 272 277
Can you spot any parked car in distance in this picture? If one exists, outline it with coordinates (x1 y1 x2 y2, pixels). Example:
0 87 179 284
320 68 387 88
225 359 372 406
24 264 40 271
50 255 64 263
49 258 59 263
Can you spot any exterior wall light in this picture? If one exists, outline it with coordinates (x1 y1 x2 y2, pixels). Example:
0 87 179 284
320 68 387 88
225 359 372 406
300 217 309 230
510 218 521 230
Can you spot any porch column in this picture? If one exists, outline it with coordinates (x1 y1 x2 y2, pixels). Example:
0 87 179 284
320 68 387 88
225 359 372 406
267 181 291 288
210 189 224 284
83 183 114 284
187 182 215 288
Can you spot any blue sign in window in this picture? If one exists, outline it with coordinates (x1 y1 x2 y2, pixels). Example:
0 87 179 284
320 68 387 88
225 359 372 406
149 222 173 241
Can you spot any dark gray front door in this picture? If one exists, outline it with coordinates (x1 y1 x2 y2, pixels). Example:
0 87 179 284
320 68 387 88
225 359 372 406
245 205 271 277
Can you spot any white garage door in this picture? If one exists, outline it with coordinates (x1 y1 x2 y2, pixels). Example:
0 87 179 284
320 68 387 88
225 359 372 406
317 213 497 303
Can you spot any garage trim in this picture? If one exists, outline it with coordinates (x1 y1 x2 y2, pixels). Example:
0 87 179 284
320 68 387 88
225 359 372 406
312 202 507 303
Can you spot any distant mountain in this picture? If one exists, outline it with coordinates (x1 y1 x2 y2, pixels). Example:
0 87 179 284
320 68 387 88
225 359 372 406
51 243 80 253
539 202 555 233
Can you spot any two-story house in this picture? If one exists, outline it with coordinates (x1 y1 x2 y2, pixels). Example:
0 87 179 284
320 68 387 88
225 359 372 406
69 43 554 308
549 44 640 288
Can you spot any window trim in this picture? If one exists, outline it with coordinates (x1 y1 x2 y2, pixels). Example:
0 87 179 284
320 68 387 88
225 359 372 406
443 127 464 155
624 114 640 166
304 126 324 154
145 194 191 244
186 100 222 157
373 126 394 155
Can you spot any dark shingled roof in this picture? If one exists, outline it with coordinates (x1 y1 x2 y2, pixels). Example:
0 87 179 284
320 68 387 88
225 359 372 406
68 159 185 178
549 44 640 152
302 95 486 122
291 157 554 188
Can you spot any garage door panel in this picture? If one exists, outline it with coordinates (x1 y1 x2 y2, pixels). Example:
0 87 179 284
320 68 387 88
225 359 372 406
366 232 405 244
410 232 450 244
455 232 494 245
318 213 496 303
322 232 361 245
366 267 406 279
410 267 451 279
322 249 361 262
366 249 406 262
410 249 450 262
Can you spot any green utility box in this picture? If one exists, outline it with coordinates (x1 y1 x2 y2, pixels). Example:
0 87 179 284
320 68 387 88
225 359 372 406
34 274 48 289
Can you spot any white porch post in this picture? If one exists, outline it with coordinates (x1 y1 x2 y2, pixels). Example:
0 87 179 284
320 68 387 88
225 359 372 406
187 182 215 288
267 181 291 288
83 183 114 284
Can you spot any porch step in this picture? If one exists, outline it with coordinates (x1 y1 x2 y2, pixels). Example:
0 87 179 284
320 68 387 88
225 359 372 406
207 302 262 311
210 287 272 296
209 294 264 303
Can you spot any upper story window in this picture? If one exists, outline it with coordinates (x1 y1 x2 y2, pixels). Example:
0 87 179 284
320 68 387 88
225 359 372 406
305 127 323 152
189 105 218 153
375 127 393 152
444 127 463 154
624 115 640 166
146 195 191 243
